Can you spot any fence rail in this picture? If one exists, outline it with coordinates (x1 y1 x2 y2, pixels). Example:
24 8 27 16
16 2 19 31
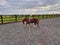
0 15 60 24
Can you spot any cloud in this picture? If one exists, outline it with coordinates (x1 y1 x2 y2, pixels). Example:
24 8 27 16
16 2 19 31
0 0 7 5
0 0 60 15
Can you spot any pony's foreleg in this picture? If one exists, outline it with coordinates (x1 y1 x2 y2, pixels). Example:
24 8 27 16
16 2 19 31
23 21 27 25
34 23 37 27
22 21 27 27
36 22 40 28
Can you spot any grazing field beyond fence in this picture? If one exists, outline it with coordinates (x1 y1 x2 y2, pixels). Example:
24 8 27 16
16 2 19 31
0 15 60 24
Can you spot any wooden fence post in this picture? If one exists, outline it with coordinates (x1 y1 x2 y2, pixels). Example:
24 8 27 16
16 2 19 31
49 15 50 18
46 15 47 18
0 15 3 24
15 15 17 22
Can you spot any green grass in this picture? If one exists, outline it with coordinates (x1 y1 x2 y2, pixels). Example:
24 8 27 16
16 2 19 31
0 15 59 24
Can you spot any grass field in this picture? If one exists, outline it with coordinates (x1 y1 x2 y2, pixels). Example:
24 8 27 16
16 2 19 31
0 15 60 24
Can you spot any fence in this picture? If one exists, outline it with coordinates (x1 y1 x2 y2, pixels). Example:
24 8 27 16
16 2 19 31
0 15 60 24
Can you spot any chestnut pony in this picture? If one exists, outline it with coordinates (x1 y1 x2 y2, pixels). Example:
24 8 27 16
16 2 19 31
22 17 39 27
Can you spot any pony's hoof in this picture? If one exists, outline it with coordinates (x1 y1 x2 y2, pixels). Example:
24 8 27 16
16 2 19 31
36 25 40 28
34 25 36 27
38 26 40 28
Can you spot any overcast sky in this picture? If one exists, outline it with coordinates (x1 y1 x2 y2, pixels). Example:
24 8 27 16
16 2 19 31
0 0 60 15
